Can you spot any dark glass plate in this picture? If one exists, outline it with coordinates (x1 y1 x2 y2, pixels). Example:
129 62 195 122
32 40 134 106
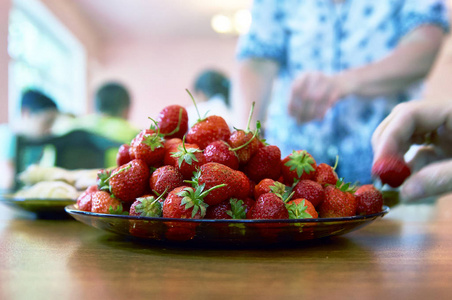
1 194 76 218
65 204 389 246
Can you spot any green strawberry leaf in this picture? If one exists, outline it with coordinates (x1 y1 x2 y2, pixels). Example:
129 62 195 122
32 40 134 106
108 203 129 215
285 200 313 219
285 150 315 178
226 198 247 219
135 195 163 217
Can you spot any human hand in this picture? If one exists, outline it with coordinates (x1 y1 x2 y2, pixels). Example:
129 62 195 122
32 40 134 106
371 100 452 201
288 71 352 123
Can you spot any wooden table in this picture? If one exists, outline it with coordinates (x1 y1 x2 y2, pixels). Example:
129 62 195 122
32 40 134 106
1 194 452 300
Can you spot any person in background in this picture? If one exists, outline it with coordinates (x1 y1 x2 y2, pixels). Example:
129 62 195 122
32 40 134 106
0 89 59 191
187 69 235 128
372 100 452 201
232 0 449 184
55 81 139 145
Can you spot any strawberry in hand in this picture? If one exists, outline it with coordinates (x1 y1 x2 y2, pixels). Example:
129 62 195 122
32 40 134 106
371 155 411 188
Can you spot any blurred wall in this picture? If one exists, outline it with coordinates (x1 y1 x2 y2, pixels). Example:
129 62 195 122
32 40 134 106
91 37 238 129
0 1 11 123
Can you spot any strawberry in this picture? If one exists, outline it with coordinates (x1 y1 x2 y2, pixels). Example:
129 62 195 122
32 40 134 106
170 140 206 179
164 139 198 167
162 183 224 219
129 194 163 217
292 180 325 208
227 103 264 165
205 198 249 219
204 140 239 170
282 150 316 185
228 130 264 165
91 190 125 214
116 144 132 167
157 105 189 139
129 129 165 168
355 184 384 215
318 179 357 218
372 155 411 188
314 163 338 186
286 198 318 219
76 185 98 212
196 162 243 206
149 165 184 198
250 192 289 219
186 115 231 150
236 170 254 199
254 178 277 200
242 145 282 183
164 137 183 150
107 159 150 203
185 89 231 149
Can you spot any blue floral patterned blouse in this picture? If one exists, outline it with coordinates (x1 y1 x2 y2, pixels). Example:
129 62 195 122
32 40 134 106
237 0 449 184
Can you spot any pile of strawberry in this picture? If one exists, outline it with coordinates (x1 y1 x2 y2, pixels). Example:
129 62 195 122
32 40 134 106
76 94 392 222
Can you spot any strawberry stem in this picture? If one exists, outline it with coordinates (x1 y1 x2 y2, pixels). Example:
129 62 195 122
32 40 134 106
186 89 203 123
245 101 256 132
164 108 183 137
230 121 261 152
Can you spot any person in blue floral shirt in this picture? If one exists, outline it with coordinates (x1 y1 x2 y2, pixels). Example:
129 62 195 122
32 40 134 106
233 0 449 184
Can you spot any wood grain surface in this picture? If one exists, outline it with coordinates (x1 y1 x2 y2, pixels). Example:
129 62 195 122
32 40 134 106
1 194 452 300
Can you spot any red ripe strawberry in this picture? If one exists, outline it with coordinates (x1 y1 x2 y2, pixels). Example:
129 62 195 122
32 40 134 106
76 185 98 212
108 159 150 203
116 144 131 167
164 137 182 152
254 178 277 200
243 145 282 183
355 184 384 215
129 129 165 168
314 163 338 186
204 140 239 170
129 194 163 217
163 185 216 219
156 105 189 139
197 162 243 206
319 179 357 218
164 140 197 166
170 141 206 179
292 180 325 208
282 150 317 184
250 192 289 219
235 170 254 199
149 165 184 197
205 198 249 219
372 155 411 188
286 198 318 219
91 190 125 214
228 130 264 165
186 115 231 149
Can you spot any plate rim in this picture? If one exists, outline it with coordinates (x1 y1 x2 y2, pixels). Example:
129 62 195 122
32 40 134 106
65 204 389 224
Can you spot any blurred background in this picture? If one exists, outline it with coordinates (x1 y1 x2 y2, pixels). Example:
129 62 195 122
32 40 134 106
0 0 252 129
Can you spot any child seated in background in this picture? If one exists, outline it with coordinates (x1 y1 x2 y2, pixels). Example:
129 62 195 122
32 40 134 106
0 89 59 191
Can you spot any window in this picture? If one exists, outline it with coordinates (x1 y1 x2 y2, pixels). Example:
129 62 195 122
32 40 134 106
8 0 86 120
